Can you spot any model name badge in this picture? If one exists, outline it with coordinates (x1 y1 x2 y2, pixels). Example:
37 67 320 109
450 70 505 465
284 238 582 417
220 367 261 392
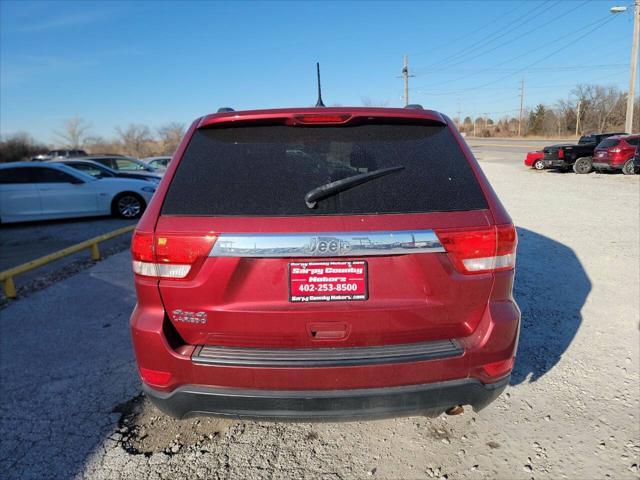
172 309 207 324
308 237 351 255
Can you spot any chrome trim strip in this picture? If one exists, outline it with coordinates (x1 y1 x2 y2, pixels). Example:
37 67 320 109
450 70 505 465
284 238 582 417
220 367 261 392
209 230 444 258
192 340 462 368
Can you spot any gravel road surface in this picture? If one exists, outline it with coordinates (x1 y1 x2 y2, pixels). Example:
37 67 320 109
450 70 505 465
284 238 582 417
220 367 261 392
1 154 638 479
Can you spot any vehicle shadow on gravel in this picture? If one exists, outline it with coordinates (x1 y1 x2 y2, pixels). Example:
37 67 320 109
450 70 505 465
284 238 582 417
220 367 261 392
510 227 591 384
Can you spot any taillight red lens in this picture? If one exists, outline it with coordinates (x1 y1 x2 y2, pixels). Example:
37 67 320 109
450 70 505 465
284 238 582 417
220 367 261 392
482 358 514 378
155 234 218 264
294 114 352 124
131 231 217 278
131 231 155 262
435 224 517 274
557 148 564 159
139 367 172 387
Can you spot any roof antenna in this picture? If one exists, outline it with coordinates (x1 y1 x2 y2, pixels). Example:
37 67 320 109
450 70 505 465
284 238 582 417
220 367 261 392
315 62 325 107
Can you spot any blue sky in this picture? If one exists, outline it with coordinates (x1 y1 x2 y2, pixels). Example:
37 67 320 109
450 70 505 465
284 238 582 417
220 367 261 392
0 0 635 142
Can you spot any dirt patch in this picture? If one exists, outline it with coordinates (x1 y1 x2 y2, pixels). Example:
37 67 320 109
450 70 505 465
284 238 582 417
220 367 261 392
113 394 235 456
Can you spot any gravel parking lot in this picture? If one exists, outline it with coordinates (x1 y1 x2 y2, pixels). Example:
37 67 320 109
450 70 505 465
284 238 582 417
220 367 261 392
1 146 638 479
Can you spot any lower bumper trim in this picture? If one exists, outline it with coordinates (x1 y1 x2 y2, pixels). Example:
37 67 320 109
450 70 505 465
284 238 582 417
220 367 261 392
143 376 509 420
592 162 618 170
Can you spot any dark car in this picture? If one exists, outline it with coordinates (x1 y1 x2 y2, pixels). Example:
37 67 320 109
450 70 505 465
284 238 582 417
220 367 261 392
53 159 162 182
592 135 639 175
129 106 519 420
543 133 627 173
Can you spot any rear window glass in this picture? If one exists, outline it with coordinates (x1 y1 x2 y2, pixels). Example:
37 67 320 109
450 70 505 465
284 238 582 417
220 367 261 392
578 135 595 144
597 138 620 149
162 124 488 216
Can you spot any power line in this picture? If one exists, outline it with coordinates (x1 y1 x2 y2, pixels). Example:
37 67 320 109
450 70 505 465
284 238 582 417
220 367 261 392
427 8 611 85
419 0 587 76
415 0 557 73
415 64 627 75
419 13 622 95
411 1 528 59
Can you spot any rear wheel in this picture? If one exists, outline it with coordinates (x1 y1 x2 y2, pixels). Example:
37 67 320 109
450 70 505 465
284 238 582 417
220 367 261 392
573 157 592 174
622 159 637 175
112 192 145 219
533 159 545 170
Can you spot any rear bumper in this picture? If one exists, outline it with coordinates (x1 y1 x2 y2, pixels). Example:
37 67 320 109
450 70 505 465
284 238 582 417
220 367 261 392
592 161 621 171
143 376 510 420
544 159 571 168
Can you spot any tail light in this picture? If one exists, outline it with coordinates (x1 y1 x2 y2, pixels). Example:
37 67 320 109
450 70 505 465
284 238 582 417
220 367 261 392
435 224 517 274
131 231 217 279
557 148 564 159
610 147 622 153
482 358 514 378
139 367 172 387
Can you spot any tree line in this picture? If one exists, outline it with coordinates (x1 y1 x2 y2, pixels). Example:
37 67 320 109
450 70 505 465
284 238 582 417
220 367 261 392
1 83 637 162
457 84 638 138
0 119 185 163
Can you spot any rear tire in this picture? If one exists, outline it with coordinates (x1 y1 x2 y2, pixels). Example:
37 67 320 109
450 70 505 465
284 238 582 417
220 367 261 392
533 159 545 170
112 192 145 219
622 159 637 175
573 157 593 174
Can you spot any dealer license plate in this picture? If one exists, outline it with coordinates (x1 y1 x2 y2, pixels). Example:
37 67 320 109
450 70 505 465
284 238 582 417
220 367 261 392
289 261 368 302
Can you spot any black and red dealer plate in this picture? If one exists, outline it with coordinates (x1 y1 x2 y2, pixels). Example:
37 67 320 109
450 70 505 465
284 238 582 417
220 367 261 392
289 261 368 302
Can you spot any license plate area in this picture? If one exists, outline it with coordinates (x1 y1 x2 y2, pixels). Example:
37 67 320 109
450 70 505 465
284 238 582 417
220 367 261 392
289 261 368 302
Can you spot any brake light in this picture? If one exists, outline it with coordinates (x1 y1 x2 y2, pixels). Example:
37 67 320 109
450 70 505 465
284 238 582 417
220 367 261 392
610 147 623 153
131 231 217 278
557 148 564 159
435 224 517 274
294 114 352 124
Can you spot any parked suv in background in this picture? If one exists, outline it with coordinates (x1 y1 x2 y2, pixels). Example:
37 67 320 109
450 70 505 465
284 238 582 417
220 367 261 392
543 132 626 173
592 135 639 175
129 106 520 420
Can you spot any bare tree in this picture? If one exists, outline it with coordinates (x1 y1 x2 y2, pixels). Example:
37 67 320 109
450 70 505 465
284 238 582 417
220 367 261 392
115 124 153 158
156 122 185 155
572 85 626 133
361 97 389 107
54 117 92 149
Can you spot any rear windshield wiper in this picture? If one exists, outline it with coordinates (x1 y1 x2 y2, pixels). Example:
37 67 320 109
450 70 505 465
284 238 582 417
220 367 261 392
304 166 405 209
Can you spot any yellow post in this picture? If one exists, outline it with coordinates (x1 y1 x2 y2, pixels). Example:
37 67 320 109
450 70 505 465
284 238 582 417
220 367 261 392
4 277 17 299
90 243 101 261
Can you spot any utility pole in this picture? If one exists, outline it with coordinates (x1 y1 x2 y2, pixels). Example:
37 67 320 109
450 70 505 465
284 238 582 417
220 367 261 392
575 99 582 136
518 78 525 136
401 55 414 106
625 0 640 133
457 98 462 130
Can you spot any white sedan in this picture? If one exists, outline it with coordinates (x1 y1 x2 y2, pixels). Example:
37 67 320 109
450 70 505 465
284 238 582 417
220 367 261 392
0 162 157 223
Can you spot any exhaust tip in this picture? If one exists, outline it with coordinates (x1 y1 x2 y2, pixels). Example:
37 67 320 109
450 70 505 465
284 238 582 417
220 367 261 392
445 405 464 416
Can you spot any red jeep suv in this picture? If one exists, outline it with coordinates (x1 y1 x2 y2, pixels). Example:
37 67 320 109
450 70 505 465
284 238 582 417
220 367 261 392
129 106 520 420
